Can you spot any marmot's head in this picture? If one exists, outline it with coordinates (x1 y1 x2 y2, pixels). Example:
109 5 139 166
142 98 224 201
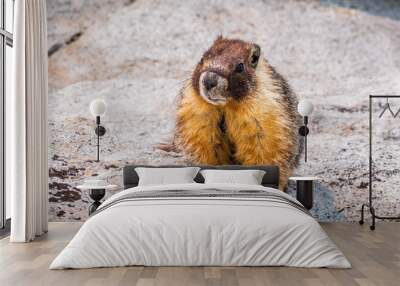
192 36 261 106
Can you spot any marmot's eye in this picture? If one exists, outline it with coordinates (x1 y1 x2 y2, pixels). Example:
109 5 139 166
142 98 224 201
250 54 259 68
251 55 260 67
250 44 261 68
235 63 244 73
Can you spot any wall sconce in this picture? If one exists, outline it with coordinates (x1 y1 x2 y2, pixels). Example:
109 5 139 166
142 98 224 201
297 99 314 162
89 99 107 162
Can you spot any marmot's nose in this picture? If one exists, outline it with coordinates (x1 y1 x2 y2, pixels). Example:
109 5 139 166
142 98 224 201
203 73 219 91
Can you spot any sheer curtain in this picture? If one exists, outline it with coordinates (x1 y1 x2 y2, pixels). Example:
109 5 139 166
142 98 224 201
8 0 48 242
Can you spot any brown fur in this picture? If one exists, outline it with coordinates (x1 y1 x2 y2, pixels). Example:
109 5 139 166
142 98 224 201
161 37 302 190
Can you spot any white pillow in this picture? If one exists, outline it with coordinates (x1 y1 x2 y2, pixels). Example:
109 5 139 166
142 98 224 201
135 167 200 186
200 169 266 185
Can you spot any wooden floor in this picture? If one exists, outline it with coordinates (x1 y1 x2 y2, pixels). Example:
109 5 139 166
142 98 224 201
0 222 399 286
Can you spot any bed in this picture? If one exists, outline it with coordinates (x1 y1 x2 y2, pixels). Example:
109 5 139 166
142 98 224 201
50 165 350 269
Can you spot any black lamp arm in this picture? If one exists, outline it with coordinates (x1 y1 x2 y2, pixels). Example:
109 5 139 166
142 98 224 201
303 116 308 126
299 116 309 162
94 116 106 137
94 116 106 162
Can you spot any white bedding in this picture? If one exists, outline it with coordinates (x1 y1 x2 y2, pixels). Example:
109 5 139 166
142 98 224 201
50 183 350 269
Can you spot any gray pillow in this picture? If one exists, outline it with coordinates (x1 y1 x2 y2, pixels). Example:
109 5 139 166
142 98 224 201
135 167 201 186
200 169 266 185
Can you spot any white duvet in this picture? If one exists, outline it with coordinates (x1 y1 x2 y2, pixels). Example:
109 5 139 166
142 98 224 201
50 183 350 269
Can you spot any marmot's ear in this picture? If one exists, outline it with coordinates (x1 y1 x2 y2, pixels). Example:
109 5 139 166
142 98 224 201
250 44 261 68
215 35 224 43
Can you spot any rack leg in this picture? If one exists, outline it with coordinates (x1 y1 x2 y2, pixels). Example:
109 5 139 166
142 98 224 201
359 203 376 230
370 207 376 231
359 204 366 225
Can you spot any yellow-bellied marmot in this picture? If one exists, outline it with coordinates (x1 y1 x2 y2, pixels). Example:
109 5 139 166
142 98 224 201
160 36 302 190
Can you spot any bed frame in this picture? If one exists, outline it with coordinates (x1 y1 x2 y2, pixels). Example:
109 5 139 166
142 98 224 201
123 165 280 190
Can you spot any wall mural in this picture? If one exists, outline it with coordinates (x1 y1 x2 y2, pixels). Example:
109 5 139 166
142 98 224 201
47 0 400 222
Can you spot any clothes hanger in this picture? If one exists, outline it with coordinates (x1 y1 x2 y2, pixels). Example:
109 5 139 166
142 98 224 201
394 106 400 118
378 98 396 118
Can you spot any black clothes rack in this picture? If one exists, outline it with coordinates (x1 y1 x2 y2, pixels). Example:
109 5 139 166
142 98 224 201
360 95 400 230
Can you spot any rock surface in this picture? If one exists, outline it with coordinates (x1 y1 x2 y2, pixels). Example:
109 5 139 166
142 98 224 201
47 0 400 221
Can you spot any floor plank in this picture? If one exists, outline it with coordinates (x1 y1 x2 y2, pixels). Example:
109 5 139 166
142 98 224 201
0 222 399 286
